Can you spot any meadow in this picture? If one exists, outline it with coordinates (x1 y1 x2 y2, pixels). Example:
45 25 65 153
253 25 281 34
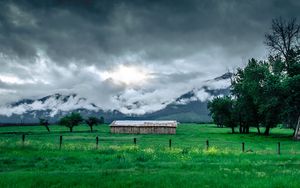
0 124 300 188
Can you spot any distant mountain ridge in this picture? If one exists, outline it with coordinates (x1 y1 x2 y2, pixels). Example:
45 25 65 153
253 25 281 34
0 73 232 124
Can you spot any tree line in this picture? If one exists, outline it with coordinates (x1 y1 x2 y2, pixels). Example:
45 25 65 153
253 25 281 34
39 113 105 133
208 18 300 136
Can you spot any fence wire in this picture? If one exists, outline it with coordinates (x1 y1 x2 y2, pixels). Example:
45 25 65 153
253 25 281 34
0 133 300 155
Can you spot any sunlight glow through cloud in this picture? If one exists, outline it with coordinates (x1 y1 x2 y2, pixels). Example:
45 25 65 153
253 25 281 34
100 65 149 85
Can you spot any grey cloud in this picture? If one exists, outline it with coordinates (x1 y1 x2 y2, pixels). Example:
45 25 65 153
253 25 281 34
151 72 204 84
0 0 299 113
1 0 299 65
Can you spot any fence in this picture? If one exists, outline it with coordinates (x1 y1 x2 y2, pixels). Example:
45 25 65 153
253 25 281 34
0 133 299 155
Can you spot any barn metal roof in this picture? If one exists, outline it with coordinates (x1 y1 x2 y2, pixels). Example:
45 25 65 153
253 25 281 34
110 120 178 127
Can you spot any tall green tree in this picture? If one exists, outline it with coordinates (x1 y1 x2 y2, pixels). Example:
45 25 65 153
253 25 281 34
208 96 237 133
232 59 268 134
232 58 285 135
265 18 300 135
235 95 261 134
281 73 300 135
208 18 300 136
59 112 83 132
258 73 284 135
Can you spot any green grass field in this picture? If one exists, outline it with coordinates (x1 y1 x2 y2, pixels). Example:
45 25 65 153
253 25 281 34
0 124 300 188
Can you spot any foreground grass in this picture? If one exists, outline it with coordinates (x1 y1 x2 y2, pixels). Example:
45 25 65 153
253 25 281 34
0 124 299 187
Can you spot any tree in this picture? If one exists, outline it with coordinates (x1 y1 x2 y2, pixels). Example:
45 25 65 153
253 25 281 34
85 117 99 132
264 17 300 62
258 73 284 135
208 96 237 133
59 112 83 132
281 74 300 135
265 18 300 135
232 59 268 134
231 58 286 135
235 94 261 134
208 18 300 136
39 118 50 132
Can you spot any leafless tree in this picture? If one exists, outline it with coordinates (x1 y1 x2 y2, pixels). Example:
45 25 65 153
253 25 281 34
39 118 50 132
264 17 300 60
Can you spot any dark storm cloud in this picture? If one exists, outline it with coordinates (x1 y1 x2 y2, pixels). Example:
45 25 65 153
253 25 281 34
1 0 299 66
0 0 299 112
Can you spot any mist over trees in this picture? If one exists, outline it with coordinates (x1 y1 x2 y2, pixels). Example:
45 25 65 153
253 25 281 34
208 17 300 136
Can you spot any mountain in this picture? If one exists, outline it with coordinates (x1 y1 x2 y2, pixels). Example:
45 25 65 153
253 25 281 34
0 73 232 124
140 75 231 122
0 93 126 123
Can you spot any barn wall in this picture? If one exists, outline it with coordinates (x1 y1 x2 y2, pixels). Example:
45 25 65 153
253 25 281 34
110 126 176 134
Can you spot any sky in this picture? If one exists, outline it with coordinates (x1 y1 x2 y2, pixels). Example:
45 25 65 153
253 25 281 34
0 0 299 114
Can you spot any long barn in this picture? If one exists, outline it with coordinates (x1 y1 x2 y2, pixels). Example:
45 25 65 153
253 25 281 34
109 120 178 134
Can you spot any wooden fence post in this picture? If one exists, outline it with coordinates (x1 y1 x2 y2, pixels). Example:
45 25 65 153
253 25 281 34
59 135 63 149
22 134 25 146
169 139 172 149
96 136 99 149
278 142 280 155
242 142 245 152
206 140 209 150
134 138 137 146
